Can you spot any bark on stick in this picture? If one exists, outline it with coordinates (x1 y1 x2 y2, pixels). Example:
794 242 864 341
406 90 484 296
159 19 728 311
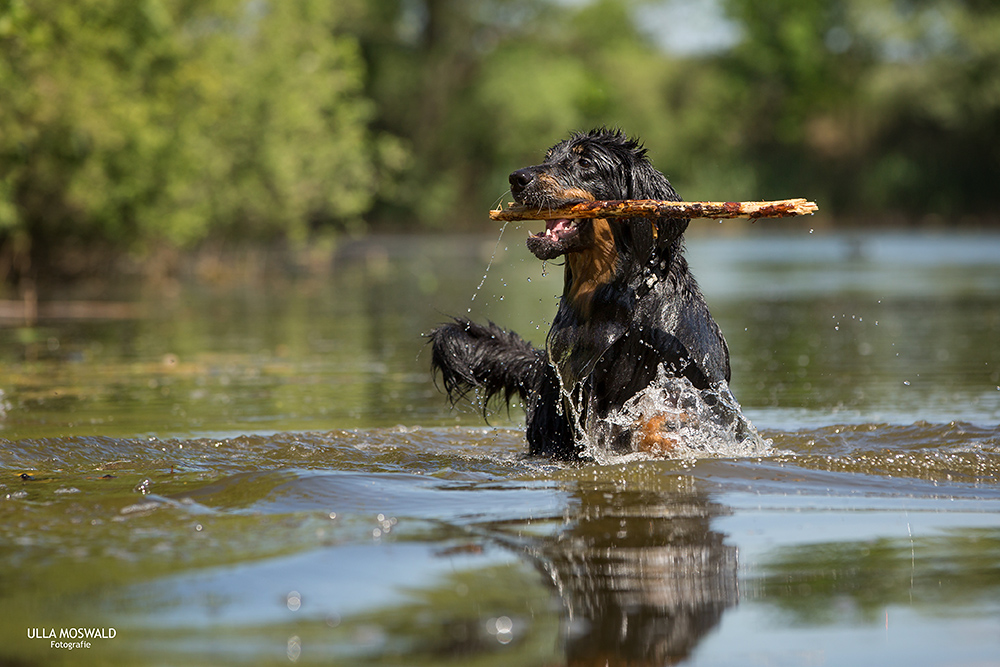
489 198 818 221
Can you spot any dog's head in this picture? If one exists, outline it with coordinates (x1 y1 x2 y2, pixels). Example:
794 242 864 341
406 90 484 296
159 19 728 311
511 128 684 261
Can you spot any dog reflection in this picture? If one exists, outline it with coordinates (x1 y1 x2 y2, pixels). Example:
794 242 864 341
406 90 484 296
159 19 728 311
529 486 737 665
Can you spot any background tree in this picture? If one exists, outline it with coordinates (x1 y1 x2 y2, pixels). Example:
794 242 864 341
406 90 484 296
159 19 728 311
719 0 1000 218
0 0 997 286
0 0 387 281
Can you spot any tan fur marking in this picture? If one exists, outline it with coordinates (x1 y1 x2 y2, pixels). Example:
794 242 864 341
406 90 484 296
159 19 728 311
636 414 679 455
533 174 595 203
636 409 694 455
561 187 596 202
535 173 559 187
566 218 617 317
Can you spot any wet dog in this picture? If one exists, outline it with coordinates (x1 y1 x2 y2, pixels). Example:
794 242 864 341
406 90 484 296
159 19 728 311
429 128 738 459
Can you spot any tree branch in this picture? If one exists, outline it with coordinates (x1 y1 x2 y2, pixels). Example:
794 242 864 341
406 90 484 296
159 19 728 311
488 198 819 221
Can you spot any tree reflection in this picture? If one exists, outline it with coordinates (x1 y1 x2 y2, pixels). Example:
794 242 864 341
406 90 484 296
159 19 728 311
751 528 1000 625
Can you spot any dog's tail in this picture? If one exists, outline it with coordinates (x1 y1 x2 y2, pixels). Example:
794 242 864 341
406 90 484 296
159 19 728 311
428 318 547 412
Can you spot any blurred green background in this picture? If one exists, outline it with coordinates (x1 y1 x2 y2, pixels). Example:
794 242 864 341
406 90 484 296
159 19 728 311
1 0 998 286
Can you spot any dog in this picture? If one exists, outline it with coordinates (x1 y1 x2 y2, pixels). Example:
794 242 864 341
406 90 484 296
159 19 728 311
429 128 743 459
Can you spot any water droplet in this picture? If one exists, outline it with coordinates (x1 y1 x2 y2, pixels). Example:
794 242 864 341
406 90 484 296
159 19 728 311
486 615 514 643
468 221 510 312
287 635 301 662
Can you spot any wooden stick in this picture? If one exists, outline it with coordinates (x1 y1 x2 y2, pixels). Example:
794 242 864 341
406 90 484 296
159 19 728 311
489 198 818 221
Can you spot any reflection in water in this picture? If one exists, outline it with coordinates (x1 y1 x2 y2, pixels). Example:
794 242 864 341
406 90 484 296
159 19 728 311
491 484 737 665
2 232 999 439
751 527 1000 625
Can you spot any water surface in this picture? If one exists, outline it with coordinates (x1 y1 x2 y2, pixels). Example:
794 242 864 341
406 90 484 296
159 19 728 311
2 229 999 665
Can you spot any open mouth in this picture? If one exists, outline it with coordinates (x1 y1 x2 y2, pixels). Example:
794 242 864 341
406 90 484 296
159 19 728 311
536 218 577 243
514 182 593 260
526 217 581 260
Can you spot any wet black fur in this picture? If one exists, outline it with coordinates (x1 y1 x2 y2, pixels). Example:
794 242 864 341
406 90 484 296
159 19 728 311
429 128 731 459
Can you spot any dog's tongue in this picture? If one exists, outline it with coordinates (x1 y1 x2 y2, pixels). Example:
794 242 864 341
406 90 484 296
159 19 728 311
545 218 574 240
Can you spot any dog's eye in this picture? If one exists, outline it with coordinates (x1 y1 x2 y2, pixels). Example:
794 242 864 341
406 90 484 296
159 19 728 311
577 156 592 169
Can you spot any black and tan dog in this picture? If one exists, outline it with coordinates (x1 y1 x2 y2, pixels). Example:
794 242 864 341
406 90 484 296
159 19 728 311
430 128 739 459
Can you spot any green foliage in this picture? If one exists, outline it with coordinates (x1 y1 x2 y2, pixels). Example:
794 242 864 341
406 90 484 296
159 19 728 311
1 0 998 280
0 0 386 275
720 0 1000 215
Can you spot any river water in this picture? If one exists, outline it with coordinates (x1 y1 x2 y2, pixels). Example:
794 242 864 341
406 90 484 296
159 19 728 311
2 229 999 665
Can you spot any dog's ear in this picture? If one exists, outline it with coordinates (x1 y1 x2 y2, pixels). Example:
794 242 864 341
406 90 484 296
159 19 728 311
628 218 656 265
627 159 679 201
655 216 689 249
631 163 689 250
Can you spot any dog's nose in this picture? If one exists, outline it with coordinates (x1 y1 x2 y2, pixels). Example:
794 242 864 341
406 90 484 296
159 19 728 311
509 168 534 198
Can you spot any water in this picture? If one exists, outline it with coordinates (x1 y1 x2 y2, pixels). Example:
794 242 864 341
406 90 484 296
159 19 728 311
2 229 1000 665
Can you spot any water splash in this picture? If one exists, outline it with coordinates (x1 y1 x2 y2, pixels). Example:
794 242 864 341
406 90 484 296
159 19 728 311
562 365 772 463
468 221 510 313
